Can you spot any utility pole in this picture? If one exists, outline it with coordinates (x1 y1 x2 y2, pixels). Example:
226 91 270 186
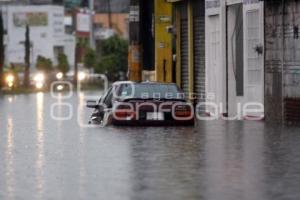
73 6 79 89
107 0 112 29
74 43 79 89
128 0 141 82
0 11 4 89
24 25 30 88
89 0 95 49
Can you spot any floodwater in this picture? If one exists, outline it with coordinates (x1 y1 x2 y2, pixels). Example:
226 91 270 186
0 91 300 200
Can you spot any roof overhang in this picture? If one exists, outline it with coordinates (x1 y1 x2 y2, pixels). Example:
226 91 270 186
166 0 185 3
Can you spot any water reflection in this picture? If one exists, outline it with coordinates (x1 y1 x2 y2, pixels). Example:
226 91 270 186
78 92 87 199
0 92 299 200
6 95 17 104
204 122 226 200
242 123 265 200
77 92 86 127
5 117 15 200
55 93 64 125
8 97 13 103
203 122 265 200
127 127 205 200
36 92 45 199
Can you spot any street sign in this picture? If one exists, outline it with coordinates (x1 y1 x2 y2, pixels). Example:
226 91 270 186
129 6 139 22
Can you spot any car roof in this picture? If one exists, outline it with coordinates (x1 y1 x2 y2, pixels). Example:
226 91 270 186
113 81 177 86
112 81 136 86
140 81 176 85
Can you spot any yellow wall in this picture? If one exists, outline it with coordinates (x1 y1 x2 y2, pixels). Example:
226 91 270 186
173 0 194 100
175 7 181 87
187 0 194 99
174 1 194 98
154 0 173 82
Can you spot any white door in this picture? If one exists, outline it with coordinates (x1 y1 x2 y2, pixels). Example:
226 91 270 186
206 14 221 114
243 2 264 114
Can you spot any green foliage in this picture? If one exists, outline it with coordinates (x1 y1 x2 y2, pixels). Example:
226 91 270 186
78 38 89 48
95 35 128 81
36 55 53 72
84 48 97 69
57 53 69 75
96 54 118 73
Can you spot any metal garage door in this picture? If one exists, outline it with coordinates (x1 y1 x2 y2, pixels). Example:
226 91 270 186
193 1 205 113
179 3 189 95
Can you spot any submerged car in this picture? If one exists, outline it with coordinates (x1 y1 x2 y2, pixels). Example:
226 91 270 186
86 81 195 126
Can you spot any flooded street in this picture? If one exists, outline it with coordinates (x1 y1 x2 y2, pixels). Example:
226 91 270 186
0 92 300 200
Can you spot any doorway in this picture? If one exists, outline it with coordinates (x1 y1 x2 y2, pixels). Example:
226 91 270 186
226 2 264 118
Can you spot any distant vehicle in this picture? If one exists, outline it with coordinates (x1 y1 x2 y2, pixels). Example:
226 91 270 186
86 81 195 126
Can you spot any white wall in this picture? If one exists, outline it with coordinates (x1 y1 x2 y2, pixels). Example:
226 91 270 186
205 0 264 118
205 0 227 115
4 5 75 70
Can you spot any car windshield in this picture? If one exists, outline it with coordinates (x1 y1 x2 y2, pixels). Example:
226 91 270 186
116 83 184 100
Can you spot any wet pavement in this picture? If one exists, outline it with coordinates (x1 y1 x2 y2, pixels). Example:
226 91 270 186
0 92 300 200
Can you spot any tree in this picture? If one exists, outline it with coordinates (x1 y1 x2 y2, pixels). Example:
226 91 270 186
95 35 128 81
23 25 30 87
83 48 97 70
57 53 69 75
0 12 4 89
36 55 53 72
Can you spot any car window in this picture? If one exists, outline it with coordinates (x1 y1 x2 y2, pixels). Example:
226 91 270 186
117 84 133 98
118 84 183 99
100 87 111 102
103 88 113 108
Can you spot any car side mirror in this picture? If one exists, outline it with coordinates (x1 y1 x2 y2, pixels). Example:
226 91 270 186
86 100 99 109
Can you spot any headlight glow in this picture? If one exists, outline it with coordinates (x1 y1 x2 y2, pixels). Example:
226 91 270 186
6 74 15 83
35 82 44 89
78 72 86 81
6 74 15 88
34 73 45 82
34 73 45 89
56 85 64 91
56 72 63 80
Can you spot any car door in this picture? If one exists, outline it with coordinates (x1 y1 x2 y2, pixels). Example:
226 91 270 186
101 87 114 124
90 87 112 124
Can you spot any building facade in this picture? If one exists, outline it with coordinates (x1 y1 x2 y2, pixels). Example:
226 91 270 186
205 0 300 123
2 5 75 69
133 0 206 110
93 0 130 39
132 0 300 123
93 13 129 39
154 0 173 83
0 0 63 6
205 0 264 118
167 0 206 113
127 0 175 82
265 0 300 123
94 0 130 13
